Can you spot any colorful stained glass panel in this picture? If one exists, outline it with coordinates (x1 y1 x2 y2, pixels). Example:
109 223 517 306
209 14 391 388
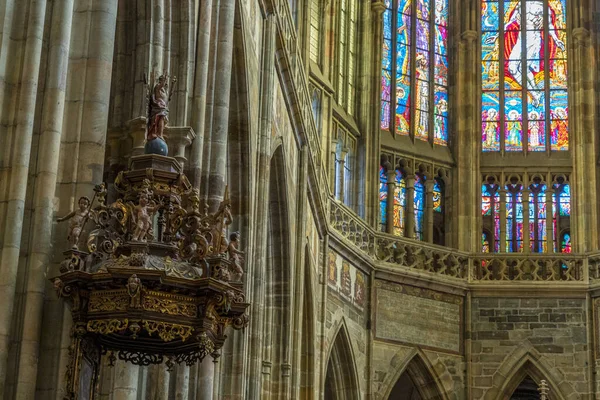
416 19 430 49
434 25 447 55
435 0 448 25
505 120 523 151
481 2 499 31
528 120 545 152
417 0 430 20
397 13 411 44
482 61 500 90
434 55 448 86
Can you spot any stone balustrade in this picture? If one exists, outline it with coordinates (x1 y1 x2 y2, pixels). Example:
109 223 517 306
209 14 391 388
329 198 598 284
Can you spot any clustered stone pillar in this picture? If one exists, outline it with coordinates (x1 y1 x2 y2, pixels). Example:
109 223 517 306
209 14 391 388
204 0 236 212
112 361 139 400
0 0 48 393
246 14 277 400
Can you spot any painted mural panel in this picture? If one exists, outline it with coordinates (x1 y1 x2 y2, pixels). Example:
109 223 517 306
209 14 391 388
328 251 367 311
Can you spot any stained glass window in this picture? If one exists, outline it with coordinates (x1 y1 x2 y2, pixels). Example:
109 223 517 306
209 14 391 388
482 183 501 251
561 232 571 253
506 184 524 252
380 166 388 231
482 232 491 253
433 179 442 212
394 170 407 235
414 175 425 240
337 0 358 114
381 0 449 145
552 181 571 251
528 182 547 252
481 0 568 152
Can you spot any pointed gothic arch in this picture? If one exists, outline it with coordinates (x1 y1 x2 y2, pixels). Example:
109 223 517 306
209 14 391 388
382 349 449 400
264 144 293 393
324 321 360 400
485 344 574 400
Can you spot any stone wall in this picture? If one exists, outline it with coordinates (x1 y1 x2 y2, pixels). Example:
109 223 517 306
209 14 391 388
471 297 590 398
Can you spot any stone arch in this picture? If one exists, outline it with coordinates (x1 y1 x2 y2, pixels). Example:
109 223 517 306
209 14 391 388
381 348 450 400
485 343 573 400
324 321 361 400
264 144 293 392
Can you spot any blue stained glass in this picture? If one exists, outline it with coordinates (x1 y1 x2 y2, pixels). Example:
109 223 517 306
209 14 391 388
414 175 425 240
482 91 500 151
482 61 500 90
434 86 448 116
416 50 430 80
482 32 500 60
434 25 447 55
481 2 499 31
505 120 523 151
396 43 411 76
379 167 388 229
504 91 522 120
383 9 392 40
435 0 448 26
399 0 411 14
394 170 407 235
550 90 568 119
527 90 545 119
382 40 392 70
559 184 570 216
381 101 391 130
528 120 545 152
504 2 520 29
397 12 411 44
434 115 447 144
433 180 443 211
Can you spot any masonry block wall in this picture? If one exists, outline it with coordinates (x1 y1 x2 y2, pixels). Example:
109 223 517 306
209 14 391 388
470 297 590 398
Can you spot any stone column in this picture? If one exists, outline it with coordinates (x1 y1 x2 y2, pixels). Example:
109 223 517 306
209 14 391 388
453 30 479 251
522 188 531 252
188 0 214 187
175 364 190 400
0 0 47 392
247 15 276 400
426 178 435 243
146 364 170 399
405 175 416 239
112 361 139 400
499 187 507 252
165 126 195 170
205 0 236 211
197 356 215 400
11 0 73 397
128 117 147 157
385 169 396 234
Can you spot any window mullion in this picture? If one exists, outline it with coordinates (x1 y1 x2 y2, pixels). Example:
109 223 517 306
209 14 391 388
410 0 417 141
499 0 506 153
429 0 435 145
544 0 551 154
521 0 528 153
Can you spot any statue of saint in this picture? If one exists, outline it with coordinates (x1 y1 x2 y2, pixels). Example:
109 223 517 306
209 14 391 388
146 73 177 142
228 232 245 280
57 196 91 249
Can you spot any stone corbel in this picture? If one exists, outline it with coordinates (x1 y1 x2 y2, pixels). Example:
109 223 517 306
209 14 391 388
165 126 196 170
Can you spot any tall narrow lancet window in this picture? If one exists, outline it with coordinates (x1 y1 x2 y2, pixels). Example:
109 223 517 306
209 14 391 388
337 0 358 114
528 180 547 252
310 0 322 64
506 183 524 252
433 178 445 245
482 182 500 252
380 166 388 231
414 175 426 240
394 170 407 235
481 0 569 152
380 0 449 144
552 180 570 251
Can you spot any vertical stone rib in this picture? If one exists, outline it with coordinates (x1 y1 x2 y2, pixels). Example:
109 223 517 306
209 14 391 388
112 361 139 400
197 357 215 400
189 0 214 187
0 0 47 393
206 0 235 211
247 15 276 400
13 1 73 397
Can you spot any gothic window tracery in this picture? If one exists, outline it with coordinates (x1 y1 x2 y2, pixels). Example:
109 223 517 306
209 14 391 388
380 0 449 145
481 0 569 152
337 0 358 114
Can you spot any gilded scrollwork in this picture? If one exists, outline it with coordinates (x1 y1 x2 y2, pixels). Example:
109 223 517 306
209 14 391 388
143 320 194 342
143 294 197 317
87 319 129 335
88 292 129 312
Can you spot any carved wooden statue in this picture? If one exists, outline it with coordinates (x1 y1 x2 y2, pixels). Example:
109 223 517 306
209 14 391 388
131 191 157 242
57 196 91 249
126 274 142 308
228 231 245 280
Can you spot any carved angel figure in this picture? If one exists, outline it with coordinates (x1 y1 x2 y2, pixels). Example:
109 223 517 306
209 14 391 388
126 274 142 308
228 232 244 280
57 196 91 249
131 191 157 242
212 201 233 254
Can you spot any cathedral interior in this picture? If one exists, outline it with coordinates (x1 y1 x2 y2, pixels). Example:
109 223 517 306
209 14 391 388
0 0 598 398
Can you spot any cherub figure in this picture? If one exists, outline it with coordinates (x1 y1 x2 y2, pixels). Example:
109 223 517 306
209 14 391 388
126 274 142 308
228 232 245 279
57 196 91 249
131 191 157 242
